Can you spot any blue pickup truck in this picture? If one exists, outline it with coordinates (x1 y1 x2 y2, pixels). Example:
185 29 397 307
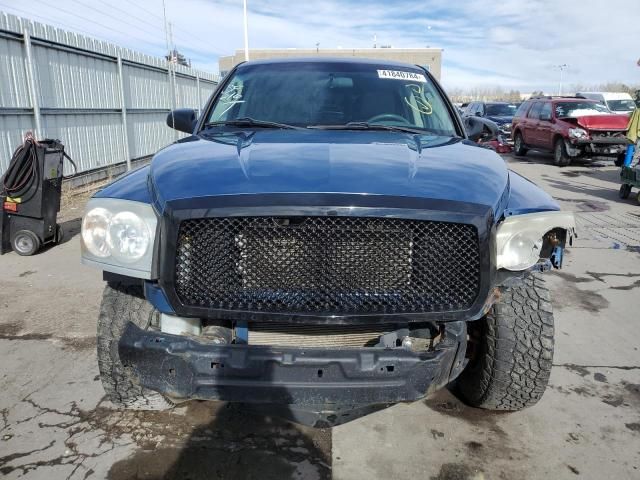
81 58 575 426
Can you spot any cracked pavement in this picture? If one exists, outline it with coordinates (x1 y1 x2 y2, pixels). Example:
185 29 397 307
1 153 640 479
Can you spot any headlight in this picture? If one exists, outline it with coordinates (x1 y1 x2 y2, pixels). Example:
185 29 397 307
107 211 151 262
498 232 543 270
81 198 157 278
81 207 112 257
568 127 588 139
496 211 576 271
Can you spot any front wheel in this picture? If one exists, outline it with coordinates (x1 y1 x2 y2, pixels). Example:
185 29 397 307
513 132 528 156
97 283 174 410
619 184 632 199
554 138 571 166
614 152 625 167
454 275 554 411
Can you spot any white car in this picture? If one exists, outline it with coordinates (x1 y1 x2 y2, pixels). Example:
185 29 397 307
575 91 635 115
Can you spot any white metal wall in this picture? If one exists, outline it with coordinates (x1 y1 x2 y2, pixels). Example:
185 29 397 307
0 12 219 177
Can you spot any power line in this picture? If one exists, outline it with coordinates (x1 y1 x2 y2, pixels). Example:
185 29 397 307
123 0 166 24
68 0 163 40
0 3 120 44
0 2 218 66
101 0 221 56
29 0 167 48
97 0 167 33
73 0 220 57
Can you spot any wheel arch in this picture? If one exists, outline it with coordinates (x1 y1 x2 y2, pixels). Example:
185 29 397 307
552 133 566 147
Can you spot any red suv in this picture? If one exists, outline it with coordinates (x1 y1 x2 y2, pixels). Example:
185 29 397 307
511 97 629 166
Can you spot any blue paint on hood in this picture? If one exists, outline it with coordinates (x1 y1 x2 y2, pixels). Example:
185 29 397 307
504 171 559 215
95 164 152 203
485 115 513 125
142 129 510 215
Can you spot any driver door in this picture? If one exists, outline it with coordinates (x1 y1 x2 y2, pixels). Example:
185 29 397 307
537 102 554 150
523 102 542 147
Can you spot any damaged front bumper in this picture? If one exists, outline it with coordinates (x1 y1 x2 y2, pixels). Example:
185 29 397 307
119 321 467 423
568 137 628 157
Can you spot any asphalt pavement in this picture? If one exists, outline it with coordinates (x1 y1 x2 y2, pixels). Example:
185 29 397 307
1 152 639 479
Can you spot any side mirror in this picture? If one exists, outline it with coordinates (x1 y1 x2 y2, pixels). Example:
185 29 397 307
475 111 482 117
464 116 499 142
540 113 552 121
166 108 197 134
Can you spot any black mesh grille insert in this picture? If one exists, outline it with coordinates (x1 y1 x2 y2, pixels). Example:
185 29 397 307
174 217 480 315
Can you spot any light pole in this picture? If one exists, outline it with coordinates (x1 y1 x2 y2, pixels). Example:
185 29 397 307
555 64 568 96
243 0 249 61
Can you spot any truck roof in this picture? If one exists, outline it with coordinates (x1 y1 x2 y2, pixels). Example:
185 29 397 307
238 56 425 70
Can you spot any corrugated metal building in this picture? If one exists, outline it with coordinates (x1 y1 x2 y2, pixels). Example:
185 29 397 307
0 12 218 178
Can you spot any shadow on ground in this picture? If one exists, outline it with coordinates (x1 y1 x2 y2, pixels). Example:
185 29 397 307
506 152 626 207
107 401 331 480
57 218 81 244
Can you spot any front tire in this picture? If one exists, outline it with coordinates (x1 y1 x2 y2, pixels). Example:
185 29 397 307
553 138 571 166
97 283 174 410
455 275 554 411
513 132 528 156
619 184 632 199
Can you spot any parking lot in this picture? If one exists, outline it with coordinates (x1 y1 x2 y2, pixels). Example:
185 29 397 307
1 152 640 480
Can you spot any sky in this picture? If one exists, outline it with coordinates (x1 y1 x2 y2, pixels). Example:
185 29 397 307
1 0 639 92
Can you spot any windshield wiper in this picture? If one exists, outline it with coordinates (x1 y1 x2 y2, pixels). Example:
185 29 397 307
307 122 433 135
204 117 301 130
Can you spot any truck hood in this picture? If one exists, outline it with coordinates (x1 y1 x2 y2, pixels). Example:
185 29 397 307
147 130 510 215
486 115 513 125
574 114 629 130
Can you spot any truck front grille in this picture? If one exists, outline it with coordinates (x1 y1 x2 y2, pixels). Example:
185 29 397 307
174 216 480 315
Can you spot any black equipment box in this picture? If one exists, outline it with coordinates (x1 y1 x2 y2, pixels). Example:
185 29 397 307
1 138 70 256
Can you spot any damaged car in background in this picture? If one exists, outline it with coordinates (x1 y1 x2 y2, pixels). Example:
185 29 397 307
512 96 630 166
81 58 576 426
463 100 518 141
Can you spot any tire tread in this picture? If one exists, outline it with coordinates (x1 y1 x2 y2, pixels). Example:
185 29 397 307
97 283 173 411
456 274 554 411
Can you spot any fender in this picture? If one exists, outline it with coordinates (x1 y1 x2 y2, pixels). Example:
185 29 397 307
504 171 559 216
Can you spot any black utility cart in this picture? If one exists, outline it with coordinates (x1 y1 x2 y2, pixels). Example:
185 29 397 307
1 136 72 256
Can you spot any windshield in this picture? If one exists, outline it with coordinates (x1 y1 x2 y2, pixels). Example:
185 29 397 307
607 99 635 112
206 62 458 136
555 101 610 118
485 103 517 116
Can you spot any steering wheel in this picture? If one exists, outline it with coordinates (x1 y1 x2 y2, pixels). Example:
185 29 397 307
366 113 411 125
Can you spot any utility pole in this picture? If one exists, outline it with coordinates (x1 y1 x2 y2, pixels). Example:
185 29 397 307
168 22 178 108
555 64 568 96
162 0 177 138
162 0 172 81
168 22 175 57
243 0 249 61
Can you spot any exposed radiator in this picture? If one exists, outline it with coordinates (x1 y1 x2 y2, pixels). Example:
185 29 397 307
248 323 393 348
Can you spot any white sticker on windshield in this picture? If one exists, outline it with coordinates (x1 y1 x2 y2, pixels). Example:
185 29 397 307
377 70 427 82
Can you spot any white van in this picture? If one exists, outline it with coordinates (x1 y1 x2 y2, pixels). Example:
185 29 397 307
575 92 636 115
